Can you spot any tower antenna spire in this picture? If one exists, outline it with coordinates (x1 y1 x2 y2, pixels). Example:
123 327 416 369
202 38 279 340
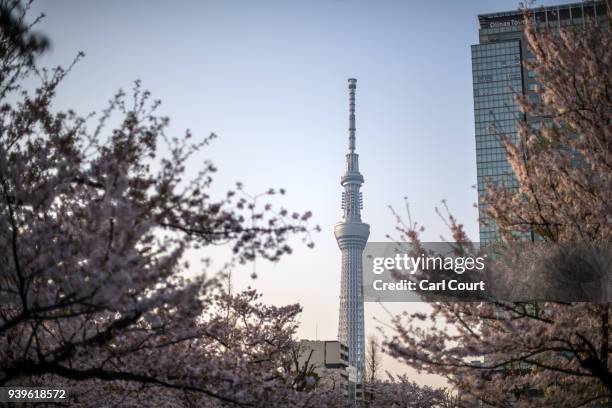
348 78 357 152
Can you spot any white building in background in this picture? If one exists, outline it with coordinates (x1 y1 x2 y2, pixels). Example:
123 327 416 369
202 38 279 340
298 340 349 372
298 340 350 397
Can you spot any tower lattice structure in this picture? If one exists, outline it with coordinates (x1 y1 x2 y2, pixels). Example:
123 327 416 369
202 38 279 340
335 78 369 380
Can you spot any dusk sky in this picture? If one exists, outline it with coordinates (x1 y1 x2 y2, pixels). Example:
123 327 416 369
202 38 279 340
29 0 571 385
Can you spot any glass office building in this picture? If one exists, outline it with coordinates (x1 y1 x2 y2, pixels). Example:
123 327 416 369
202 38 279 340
471 1 605 243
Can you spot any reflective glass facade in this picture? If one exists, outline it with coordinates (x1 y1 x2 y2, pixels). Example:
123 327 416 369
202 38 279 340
471 40 522 243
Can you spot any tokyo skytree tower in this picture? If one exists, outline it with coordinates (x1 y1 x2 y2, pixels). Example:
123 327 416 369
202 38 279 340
335 78 369 379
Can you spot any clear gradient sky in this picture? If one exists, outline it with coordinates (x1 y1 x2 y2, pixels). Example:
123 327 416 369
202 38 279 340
29 0 571 386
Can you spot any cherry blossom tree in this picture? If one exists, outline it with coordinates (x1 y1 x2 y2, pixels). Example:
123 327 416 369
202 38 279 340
386 2 612 407
46 288 343 408
366 373 446 408
0 2 330 406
